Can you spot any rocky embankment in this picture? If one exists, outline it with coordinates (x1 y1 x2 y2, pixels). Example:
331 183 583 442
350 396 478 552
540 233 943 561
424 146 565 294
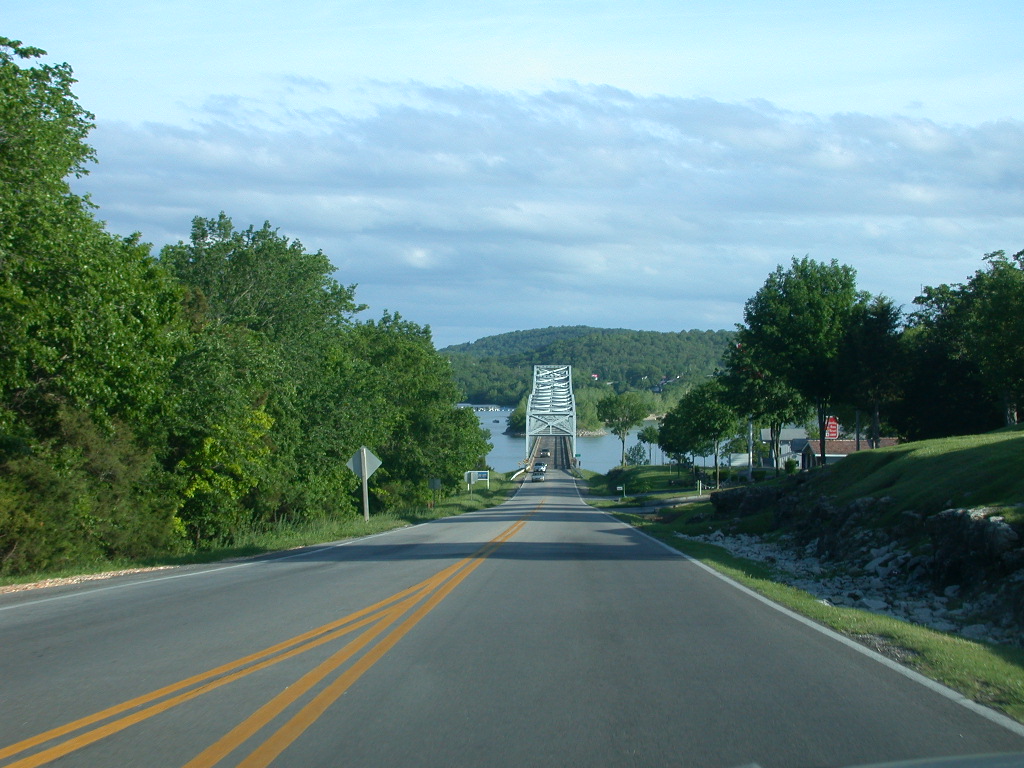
681 482 1023 647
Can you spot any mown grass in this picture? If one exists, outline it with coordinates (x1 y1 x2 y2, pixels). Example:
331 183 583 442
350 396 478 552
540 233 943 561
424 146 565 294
586 464 698 495
583 464 710 510
591 427 1024 524
807 426 1024 524
0 475 519 589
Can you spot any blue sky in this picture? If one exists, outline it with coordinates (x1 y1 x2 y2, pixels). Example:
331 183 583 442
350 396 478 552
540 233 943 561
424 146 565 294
8 2 1024 347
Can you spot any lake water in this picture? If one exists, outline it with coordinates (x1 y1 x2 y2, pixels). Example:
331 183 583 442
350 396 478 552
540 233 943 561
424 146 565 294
471 407 662 475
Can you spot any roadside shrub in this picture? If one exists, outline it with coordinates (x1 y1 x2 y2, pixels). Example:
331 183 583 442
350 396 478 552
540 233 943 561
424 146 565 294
629 477 653 494
0 440 117 574
625 443 647 466
0 408 179 576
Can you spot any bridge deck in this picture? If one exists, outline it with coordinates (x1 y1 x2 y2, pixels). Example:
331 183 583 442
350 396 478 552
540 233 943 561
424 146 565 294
526 364 576 467
525 434 573 472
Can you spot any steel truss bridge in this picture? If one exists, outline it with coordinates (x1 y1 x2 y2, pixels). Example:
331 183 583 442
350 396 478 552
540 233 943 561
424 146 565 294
526 365 576 469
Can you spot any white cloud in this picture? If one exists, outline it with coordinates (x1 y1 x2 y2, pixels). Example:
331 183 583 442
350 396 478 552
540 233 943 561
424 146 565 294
74 83 1024 347
404 247 437 269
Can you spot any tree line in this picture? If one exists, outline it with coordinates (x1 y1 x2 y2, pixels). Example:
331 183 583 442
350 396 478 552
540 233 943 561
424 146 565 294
0 38 490 575
655 254 1024 484
499 251 1022 471
445 326 733 406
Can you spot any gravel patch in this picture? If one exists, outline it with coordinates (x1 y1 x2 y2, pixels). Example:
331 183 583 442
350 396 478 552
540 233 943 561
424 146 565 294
0 567 173 594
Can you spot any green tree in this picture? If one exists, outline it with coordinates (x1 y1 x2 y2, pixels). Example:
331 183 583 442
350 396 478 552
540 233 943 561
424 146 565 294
160 213 363 343
597 392 649 466
506 400 527 435
637 424 660 464
161 214 371 535
162 319 280 544
892 251 1024 436
658 380 740 488
0 408 183 574
721 343 810 475
836 295 904 446
1 36 95 416
958 251 1024 425
4 220 183 438
1 38 184 570
891 298 1001 441
1 38 182 437
572 386 606 432
738 257 864 466
0 37 94 233
345 312 491 506
625 442 647 466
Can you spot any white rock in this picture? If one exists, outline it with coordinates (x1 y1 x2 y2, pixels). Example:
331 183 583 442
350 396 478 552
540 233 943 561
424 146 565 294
663 528 1019 648
960 624 991 641
858 597 890 612
912 607 934 622
865 554 892 572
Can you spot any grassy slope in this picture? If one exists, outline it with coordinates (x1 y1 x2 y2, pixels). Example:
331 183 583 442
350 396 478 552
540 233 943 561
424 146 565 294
805 426 1024 523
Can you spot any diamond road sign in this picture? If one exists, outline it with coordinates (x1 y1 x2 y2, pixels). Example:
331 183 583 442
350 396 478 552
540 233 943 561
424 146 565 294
346 447 382 478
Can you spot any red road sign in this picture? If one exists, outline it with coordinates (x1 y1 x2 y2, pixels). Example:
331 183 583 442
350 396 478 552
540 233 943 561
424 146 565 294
825 416 839 440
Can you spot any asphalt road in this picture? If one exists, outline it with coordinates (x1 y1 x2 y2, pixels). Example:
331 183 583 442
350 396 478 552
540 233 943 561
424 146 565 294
2 471 1023 768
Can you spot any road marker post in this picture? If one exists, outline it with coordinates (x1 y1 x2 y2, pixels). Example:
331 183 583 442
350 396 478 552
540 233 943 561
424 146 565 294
346 447 382 521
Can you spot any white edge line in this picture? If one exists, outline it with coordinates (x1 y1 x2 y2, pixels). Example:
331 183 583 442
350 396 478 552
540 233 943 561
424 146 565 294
598 504 1024 740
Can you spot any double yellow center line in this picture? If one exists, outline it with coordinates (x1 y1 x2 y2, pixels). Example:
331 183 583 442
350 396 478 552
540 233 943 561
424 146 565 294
1 507 538 768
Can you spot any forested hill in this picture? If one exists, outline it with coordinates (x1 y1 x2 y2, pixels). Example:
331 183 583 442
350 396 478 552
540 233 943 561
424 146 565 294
442 326 633 357
442 326 735 405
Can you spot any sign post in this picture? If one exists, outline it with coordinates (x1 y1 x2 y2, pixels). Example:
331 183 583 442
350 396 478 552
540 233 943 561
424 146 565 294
464 470 489 491
346 446 382 521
